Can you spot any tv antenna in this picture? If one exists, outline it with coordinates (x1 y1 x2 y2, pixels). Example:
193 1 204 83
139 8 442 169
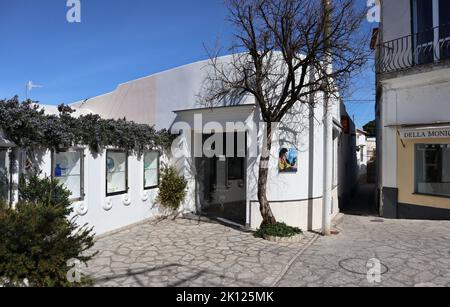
25 81 43 100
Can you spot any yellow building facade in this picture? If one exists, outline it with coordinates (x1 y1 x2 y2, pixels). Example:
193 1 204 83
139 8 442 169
395 127 450 218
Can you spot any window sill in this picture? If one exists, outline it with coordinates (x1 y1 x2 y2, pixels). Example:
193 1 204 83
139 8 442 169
144 186 159 190
413 192 450 199
106 191 129 197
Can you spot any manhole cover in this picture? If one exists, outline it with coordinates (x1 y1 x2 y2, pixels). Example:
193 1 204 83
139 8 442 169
339 258 389 276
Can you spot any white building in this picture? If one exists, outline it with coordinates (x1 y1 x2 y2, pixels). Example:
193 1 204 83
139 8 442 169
375 0 450 219
355 129 377 183
356 129 369 180
1 56 358 235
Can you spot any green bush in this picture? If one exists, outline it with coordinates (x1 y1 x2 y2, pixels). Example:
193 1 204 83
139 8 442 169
255 222 303 238
156 166 187 212
0 173 96 287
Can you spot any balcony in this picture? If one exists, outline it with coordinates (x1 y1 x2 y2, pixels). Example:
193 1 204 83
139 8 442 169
376 23 450 75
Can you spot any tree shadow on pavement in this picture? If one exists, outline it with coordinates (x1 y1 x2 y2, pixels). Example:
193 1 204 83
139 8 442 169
91 263 263 287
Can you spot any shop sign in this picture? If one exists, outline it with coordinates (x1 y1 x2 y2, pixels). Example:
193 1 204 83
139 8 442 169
400 127 450 140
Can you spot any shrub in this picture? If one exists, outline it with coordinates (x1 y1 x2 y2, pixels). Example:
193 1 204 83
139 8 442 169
0 173 96 287
255 222 303 238
156 166 187 212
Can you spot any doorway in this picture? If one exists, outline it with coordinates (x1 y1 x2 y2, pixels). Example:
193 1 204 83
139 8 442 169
195 132 247 225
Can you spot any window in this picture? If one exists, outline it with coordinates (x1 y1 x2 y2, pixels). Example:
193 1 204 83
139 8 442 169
144 151 159 189
439 0 450 60
52 149 84 201
413 0 450 63
414 0 433 32
106 150 128 196
226 132 246 181
413 0 435 64
227 157 245 181
415 144 450 197
439 0 450 27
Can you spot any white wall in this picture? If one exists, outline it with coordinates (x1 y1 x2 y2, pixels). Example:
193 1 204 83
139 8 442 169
246 103 325 203
74 151 162 235
171 96 343 231
10 149 163 235
27 54 351 233
380 67 450 189
70 56 255 130
249 187 340 231
245 95 346 230
382 69 450 126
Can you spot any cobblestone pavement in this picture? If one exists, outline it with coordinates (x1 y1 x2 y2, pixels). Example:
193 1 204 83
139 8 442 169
84 218 316 287
277 186 450 287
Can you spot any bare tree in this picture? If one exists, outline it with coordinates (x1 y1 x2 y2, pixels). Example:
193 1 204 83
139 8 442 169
203 0 369 226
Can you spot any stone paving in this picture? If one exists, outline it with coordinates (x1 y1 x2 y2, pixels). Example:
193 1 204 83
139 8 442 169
277 186 450 287
277 214 450 287
84 218 316 287
85 184 450 287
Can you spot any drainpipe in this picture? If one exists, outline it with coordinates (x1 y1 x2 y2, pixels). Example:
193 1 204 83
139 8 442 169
322 0 332 236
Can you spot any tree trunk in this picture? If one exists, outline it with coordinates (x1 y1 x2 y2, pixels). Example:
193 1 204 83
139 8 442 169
258 122 277 226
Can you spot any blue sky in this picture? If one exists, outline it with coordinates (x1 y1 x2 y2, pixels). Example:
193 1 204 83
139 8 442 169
0 0 376 128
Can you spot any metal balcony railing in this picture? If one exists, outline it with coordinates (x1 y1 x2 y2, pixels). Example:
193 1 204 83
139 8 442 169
376 23 450 74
